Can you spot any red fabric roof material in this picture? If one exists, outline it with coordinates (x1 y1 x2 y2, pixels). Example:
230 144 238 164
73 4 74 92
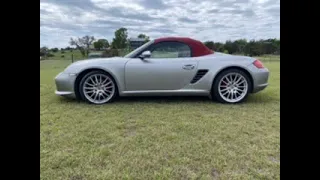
154 37 214 57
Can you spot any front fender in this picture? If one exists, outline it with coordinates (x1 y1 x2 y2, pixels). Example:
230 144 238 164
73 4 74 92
74 64 126 93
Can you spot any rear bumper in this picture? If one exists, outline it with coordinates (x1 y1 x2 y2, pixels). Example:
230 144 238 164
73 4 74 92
247 64 270 93
54 72 77 98
252 83 268 93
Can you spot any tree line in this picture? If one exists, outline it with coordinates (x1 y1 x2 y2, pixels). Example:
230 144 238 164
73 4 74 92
40 27 280 58
203 38 280 56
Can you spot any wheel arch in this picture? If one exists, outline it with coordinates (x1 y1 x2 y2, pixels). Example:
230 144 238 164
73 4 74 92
211 66 254 93
74 68 119 99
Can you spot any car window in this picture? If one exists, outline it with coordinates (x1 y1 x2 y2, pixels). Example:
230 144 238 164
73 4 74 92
150 42 191 58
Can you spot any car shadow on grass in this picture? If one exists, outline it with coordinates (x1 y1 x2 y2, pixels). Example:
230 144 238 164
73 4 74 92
56 93 276 105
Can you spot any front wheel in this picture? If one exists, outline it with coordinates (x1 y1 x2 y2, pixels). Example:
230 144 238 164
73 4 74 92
212 69 252 104
79 70 117 104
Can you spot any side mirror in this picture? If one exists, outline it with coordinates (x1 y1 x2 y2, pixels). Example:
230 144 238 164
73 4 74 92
139 51 151 60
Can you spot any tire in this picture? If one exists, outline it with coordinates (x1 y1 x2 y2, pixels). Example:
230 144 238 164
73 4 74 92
212 69 252 104
78 70 118 104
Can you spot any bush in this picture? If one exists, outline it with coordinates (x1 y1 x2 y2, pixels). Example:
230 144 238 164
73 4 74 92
47 53 54 57
223 50 229 54
61 55 64 58
51 48 59 53
61 51 65 54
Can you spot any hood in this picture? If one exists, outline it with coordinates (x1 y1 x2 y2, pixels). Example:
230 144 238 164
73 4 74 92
63 56 125 73
70 56 124 66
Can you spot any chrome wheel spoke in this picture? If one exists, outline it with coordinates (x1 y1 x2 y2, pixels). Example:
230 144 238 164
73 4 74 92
222 80 228 84
105 85 113 89
105 90 113 94
85 82 94 86
102 81 112 87
99 93 106 99
101 77 109 84
89 77 95 84
220 88 228 92
234 92 238 99
226 76 232 83
83 73 115 104
101 91 109 97
227 93 231 99
233 74 239 82
237 80 245 85
94 75 99 84
218 72 248 103
222 91 229 96
235 77 243 84
93 93 98 100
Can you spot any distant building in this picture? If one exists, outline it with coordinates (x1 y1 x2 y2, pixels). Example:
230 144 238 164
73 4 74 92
129 38 145 49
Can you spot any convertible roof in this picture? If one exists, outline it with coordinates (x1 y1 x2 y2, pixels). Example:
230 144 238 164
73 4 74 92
154 37 214 57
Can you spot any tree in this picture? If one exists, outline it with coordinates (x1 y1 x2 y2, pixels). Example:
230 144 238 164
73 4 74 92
214 42 224 52
65 46 73 51
244 40 260 56
40 46 48 56
204 38 280 55
40 46 54 58
51 47 59 53
69 35 95 57
204 41 215 50
138 34 150 43
93 39 109 50
224 40 237 54
93 41 102 50
111 28 128 49
233 39 247 54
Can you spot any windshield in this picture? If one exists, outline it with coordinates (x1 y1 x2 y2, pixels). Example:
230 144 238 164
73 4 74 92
124 40 154 58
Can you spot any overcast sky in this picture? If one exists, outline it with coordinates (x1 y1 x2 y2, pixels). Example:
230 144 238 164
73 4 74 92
40 0 280 48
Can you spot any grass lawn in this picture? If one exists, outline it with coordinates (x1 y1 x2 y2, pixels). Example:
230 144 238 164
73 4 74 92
40 57 280 180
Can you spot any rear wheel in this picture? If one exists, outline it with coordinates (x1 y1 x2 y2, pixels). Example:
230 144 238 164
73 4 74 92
212 69 252 104
79 70 117 104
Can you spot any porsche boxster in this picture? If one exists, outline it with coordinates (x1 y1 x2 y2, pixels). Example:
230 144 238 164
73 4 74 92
55 37 269 104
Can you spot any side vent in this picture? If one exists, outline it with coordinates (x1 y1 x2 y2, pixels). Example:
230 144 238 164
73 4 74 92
190 69 209 84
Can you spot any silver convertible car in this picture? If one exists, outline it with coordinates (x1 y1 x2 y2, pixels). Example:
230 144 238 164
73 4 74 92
55 37 269 104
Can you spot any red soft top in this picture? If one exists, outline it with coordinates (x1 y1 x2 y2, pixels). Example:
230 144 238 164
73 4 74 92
154 37 214 57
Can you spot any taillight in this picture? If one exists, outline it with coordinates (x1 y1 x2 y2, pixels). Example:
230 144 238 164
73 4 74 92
253 59 264 69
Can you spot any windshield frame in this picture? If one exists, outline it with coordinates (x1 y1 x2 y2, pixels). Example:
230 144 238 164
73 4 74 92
124 40 154 58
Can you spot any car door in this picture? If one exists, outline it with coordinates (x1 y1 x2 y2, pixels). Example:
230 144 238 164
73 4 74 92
125 41 199 91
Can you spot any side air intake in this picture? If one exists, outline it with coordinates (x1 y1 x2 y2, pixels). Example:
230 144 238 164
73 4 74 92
190 69 209 84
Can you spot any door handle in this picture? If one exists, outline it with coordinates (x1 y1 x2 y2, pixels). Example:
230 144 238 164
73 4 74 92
182 64 195 70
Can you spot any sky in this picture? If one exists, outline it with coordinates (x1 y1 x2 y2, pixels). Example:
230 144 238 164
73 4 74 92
40 0 280 48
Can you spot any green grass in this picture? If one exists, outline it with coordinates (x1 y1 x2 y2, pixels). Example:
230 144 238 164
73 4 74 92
40 57 280 180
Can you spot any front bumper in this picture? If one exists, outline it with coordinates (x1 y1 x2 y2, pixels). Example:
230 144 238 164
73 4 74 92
54 72 77 98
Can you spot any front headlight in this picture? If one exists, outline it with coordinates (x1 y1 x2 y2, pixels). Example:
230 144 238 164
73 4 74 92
63 64 81 74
